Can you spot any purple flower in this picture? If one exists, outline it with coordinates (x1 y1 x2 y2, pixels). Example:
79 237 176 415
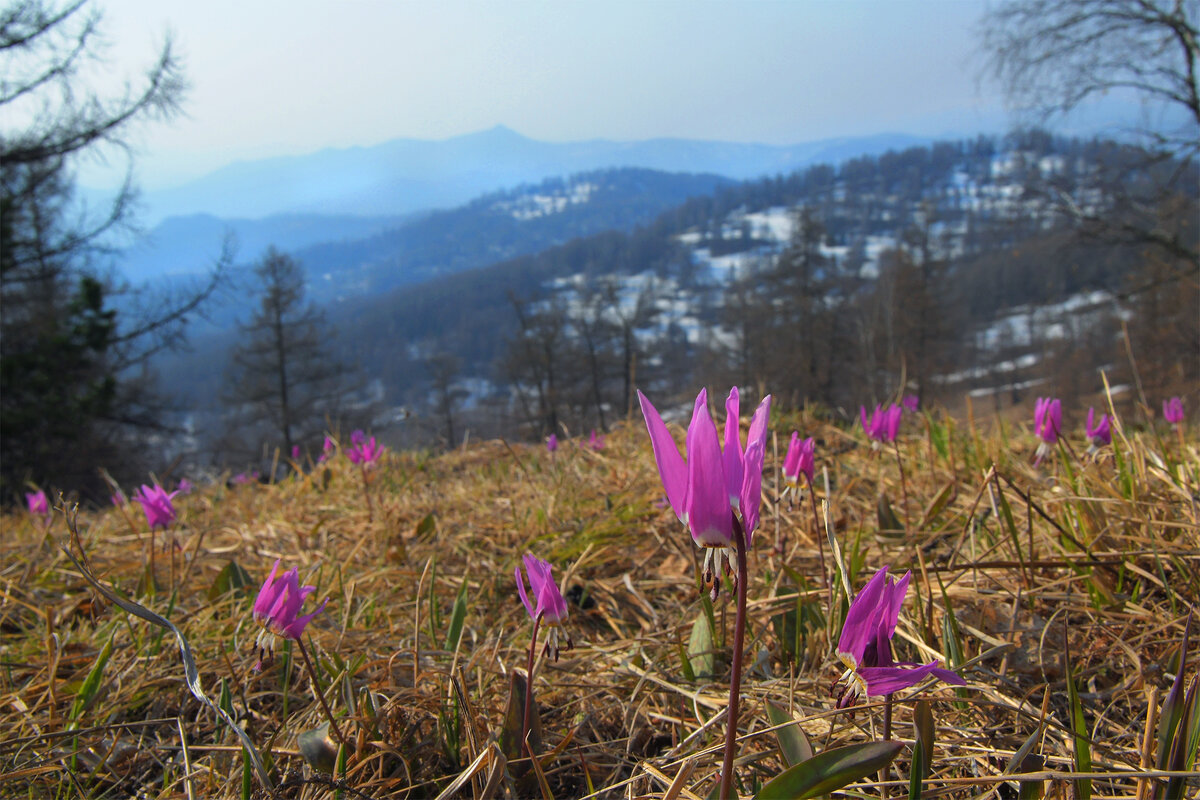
251 559 328 670
176 479 193 495
546 433 558 453
1033 397 1062 466
860 404 902 445
782 432 815 489
346 434 384 466
291 445 301 461
588 429 605 451
132 484 179 530
1164 397 1185 425
350 429 366 447
319 435 336 463
638 387 771 591
26 490 49 517
111 490 127 507
902 395 920 413
232 471 259 485
1085 408 1111 449
515 553 572 660
836 567 964 706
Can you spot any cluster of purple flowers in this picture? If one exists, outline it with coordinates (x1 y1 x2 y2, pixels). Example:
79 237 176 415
346 430 384 466
1032 394 1186 464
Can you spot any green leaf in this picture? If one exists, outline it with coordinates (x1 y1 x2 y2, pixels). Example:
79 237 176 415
414 512 437 540
68 633 114 729
758 740 903 799
766 700 813 767
207 560 253 602
687 611 715 679
876 492 904 536
1065 660 1092 800
920 482 956 528
444 578 469 652
913 698 934 777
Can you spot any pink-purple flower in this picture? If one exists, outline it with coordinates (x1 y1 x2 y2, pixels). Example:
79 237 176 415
546 433 558 453
132 484 179 530
782 432 815 490
319 435 336 463
1085 408 1111 449
26 489 49 518
902 395 920 413
176 479 194 495
251 559 328 670
515 553 572 660
1033 397 1062 466
1164 397 1185 425
291 445 301 461
860 404 902 445
588 429 605 451
836 567 964 706
638 387 771 592
346 432 384 466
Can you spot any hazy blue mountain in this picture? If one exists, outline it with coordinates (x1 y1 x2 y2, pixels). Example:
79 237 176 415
130 126 929 222
115 212 416 283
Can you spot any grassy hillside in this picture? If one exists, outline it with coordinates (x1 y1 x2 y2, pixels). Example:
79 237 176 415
1 396 1197 798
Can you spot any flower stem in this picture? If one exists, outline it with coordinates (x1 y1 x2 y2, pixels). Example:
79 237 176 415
297 636 348 746
880 693 894 798
522 612 542 762
360 467 375 523
892 441 911 532
719 516 749 800
805 481 831 610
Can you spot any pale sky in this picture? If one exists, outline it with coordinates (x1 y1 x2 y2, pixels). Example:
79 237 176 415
79 0 1008 189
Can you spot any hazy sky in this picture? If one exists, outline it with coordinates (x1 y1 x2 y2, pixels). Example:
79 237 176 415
82 0 1008 189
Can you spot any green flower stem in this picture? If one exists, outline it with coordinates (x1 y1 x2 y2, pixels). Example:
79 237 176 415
522 612 542 761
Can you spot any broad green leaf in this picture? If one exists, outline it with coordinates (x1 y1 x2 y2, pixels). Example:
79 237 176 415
68 632 114 728
758 740 903 799
912 699 934 777
1065 661 1092 800
207 560 253 602
687 611 715 679
766 700 813 767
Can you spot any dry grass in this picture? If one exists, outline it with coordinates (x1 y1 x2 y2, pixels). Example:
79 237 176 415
1 405 1197 799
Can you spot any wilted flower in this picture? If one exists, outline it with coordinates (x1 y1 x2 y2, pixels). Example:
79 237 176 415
639 387 770 595
1164 397 1185 425
836 567 964 707
1085 408 1111 450
346 434 384 465
1033 397 1062 466
546 433 558 453
902 395 920 413
588 429 605 451
782 432 815 491
860 404 902 445
515 553 572 660
133 484 179 530
26 489 49 518
251 559 328 670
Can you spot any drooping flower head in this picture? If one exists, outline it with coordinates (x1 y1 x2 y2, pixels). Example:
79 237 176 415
1032 397 1062 466
860 404 902 446
251 559 328 670
26 490 50 519
347 434 384 466
515 553 572 660
638 387 771 596
588 429 605 451
902 395 920 413
546 433 558 453
1085 408 1111 450
1164 397 1185 426
835 567 964 707
132 484 179 530
782 433 816 490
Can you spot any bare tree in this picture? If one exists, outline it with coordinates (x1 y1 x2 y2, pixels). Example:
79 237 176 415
981 0 1199 268
0 0 225 501
223 248 350 463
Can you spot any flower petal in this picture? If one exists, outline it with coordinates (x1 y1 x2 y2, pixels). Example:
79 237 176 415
685 390 732 547
722 387 743 509
837 567 891 662
637 390 688 523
